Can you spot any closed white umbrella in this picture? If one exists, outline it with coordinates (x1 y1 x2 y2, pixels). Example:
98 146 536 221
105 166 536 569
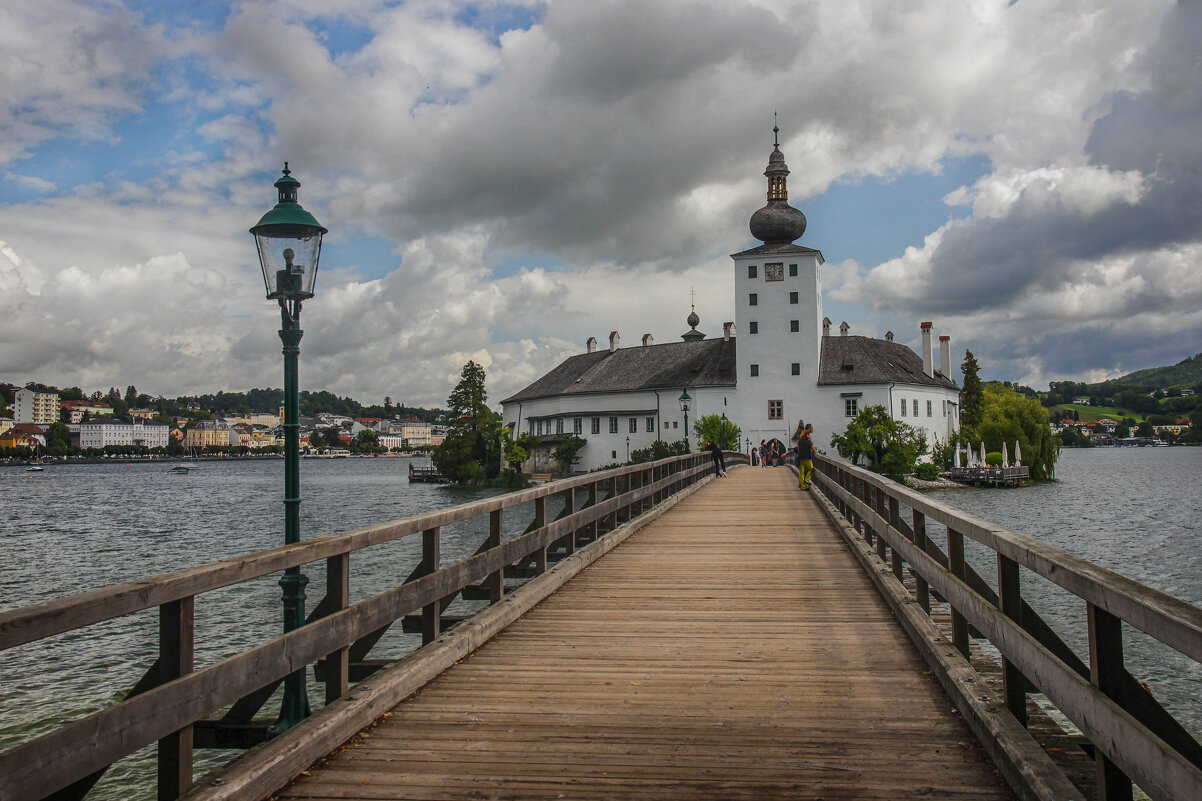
1014 440 1022 466
953 445 961 468
1002 442 1009 468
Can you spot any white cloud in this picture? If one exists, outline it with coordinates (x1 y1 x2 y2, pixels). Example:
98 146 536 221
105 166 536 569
1 0 1198 407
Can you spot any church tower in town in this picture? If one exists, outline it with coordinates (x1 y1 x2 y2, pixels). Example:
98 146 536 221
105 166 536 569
729 126 825 446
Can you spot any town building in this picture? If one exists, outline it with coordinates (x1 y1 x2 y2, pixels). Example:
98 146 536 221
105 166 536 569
501 131 960 473
73 417 170 449
61 400 115 423
15 387 60 425
183 420 235 449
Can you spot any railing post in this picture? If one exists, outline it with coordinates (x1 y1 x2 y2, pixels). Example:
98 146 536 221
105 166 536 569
1089 603 1133 801
874 486 888 562
533 496 548 573
888 496 903 581
997 554 1026 726
562 487 576 554
324 554 349 704
421 527 440 644
947 527 970 658
157 597 194 801
488 509 504 603
587 480 598 541
912 509 930 612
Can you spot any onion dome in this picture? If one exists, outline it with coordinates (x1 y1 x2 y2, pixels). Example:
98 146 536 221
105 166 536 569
749 124 807 245
681 304 705 341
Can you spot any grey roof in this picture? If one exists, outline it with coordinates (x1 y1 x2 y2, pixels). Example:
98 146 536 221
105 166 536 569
502 339 737 403
819 335 958 389
731 242 824 259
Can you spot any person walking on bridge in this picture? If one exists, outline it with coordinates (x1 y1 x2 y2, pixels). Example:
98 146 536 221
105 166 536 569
796 424 814 490
705 441 727 477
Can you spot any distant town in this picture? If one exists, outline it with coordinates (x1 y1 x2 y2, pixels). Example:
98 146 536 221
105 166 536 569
0 384 448 460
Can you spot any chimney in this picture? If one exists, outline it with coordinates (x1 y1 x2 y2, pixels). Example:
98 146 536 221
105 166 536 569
722 322 733 341
885 330 894 342
839 321 850 337
586 336 597 354
822 317 831 336
921 322 933 377
940 335 952 378
642 333 654 347
609 331 620 352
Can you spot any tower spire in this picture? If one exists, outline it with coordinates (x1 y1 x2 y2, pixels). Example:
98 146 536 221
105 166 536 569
748 122 807 244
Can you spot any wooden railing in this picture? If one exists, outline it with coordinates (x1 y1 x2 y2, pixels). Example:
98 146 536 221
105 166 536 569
811 453 1202 801
0 452 733 801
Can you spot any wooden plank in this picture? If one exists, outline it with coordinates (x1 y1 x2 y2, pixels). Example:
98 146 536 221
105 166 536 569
257 469 1011 801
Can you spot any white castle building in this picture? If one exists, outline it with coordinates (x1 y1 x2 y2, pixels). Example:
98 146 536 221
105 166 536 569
501 131 960 473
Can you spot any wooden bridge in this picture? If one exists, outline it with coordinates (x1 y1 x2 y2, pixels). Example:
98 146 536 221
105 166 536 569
2 453 1201 801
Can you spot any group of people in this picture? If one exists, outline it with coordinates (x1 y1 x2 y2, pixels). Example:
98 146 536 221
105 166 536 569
706 422 816 490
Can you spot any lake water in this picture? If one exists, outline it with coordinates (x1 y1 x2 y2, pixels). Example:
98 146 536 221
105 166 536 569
1 449 1199 797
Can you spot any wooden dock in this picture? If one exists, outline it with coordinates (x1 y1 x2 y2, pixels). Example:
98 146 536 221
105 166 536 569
274 469 1011 801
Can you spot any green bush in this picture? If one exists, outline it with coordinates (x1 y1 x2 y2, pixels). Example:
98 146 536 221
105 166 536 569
914 462 941 481
986 451 1003 467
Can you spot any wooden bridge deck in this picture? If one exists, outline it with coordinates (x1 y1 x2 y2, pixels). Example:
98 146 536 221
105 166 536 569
276 467 1013 800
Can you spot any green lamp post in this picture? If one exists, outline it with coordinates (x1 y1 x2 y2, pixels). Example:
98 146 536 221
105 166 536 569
250 163 327 734
678 388 691 453
720 412 728 451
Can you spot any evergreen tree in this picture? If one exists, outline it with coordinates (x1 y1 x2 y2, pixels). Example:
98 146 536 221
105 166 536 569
960 350 984 430
434 361 502 482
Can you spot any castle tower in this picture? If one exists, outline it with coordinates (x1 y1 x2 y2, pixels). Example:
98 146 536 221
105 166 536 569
730 125 825 445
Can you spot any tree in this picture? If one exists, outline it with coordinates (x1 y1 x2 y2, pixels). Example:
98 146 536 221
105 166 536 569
977 384 1061 480
433 360 503 482
318 427 344 449
44 422 72 454
504 432 539 470
550 435 587 473
961 350 984 430
352 429 380 453
124 385 138 407
630 439 688 464
1135 421 1154 438
693 414 741 451
829 405 927 482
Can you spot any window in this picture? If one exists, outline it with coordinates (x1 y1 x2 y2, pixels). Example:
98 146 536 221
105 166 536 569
527 420 534 434
629 417 637 434
672 421 678 429
556 418 564 434
574 417 582 434
913 399 919 417
791 363 800 375
900 399 907 417
748 265 757 279
789 264 798 277
749 293 758 306
790 320 799 332
768 400 783 420
591 417 601 434
749 321 758 334
609 417 618 434
845 398 858 417
750 364 759 377
927 400 933 417
765 263 784 281
789 291 798 304
646 417 655 432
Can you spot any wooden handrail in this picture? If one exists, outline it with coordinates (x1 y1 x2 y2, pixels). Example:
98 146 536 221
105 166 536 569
0 452 728 801
811 453 1202 801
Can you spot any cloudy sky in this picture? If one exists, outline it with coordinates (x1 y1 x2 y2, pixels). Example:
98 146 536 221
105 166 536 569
2 0 1199 408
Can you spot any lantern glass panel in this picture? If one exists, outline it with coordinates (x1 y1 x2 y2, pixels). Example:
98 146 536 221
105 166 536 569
255 229 323 299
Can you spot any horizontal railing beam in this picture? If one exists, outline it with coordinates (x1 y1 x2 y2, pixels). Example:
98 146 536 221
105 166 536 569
0 456 704 651
814 455 1202 665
